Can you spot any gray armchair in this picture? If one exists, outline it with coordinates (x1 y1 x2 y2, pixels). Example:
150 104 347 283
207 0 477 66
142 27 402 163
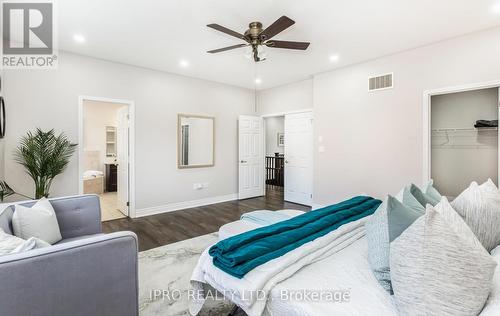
0 195 138 316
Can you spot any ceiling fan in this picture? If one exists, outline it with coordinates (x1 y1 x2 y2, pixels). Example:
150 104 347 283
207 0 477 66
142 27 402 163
207 16 310 62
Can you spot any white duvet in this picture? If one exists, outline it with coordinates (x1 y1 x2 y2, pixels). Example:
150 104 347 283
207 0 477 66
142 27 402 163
263 236 397 316
190 218 500 316
190 218 369 316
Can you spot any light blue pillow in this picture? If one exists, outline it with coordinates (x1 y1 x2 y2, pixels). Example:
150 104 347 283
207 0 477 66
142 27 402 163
396 183 438 213
423 180 442 204
365 195 422 293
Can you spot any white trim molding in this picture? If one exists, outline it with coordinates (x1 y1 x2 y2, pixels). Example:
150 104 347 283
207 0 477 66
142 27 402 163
260 108 314 118
78 95 137 218
422 79 500 185
135 193 238 218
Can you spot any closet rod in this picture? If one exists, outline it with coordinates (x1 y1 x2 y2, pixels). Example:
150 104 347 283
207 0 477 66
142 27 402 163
432 127 498 132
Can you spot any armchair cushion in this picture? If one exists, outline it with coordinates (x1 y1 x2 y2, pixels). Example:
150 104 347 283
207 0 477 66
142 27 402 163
55 233 105 244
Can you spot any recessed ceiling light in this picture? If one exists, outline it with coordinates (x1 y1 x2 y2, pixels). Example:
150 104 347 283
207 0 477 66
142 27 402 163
255 78 262 84
329 54 339 63
73 34 86 43
492 2 500 13
179 59 190 67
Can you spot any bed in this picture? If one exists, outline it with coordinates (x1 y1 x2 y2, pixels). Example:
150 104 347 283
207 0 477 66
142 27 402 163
191 213 500 316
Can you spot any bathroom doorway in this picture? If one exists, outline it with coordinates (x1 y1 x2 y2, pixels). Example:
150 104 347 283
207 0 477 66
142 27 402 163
78 96 135 221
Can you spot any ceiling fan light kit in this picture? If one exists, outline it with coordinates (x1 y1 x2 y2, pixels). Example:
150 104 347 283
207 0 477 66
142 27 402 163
207 16 310 62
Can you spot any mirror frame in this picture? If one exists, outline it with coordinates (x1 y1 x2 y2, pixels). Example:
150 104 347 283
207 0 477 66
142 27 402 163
177 113 215 169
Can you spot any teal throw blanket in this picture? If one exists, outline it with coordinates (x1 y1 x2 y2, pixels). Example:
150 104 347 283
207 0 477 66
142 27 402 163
209 196 381 278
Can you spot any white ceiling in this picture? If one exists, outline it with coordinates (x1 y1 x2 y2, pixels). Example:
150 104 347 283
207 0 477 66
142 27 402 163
59 0 500 90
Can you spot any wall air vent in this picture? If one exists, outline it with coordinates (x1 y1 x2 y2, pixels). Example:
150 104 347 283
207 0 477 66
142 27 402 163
368 73 393 91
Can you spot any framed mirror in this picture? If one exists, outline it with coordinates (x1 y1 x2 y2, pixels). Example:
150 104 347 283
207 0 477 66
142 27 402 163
177 114 215 169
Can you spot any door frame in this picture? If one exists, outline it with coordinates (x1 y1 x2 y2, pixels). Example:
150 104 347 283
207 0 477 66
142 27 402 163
422 80 500 186
261 109 313 199
78 95 136 218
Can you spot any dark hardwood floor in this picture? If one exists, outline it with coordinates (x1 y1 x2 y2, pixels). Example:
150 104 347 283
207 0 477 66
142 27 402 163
102 187 310 251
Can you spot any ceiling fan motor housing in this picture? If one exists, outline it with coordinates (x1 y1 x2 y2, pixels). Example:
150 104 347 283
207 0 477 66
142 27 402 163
246 22 263 44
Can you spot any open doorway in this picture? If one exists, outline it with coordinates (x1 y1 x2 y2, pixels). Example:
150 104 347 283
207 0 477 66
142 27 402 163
264 116 285 201
262 111 313 206
78 97 134 221
238 111 313 206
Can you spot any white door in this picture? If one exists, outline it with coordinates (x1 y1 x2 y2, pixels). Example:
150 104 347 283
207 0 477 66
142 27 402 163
284 112 313 205
239 115 264 199
116 107 129 216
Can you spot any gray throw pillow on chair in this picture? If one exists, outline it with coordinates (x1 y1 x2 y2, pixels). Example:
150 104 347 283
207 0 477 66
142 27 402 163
365 195 422 293
12 198 62 244
391 198 496 316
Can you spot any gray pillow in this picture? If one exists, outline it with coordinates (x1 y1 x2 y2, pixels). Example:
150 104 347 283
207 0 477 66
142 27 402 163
12 198 62 244
451 180 500 252
391 198 496 316
365 195 422 293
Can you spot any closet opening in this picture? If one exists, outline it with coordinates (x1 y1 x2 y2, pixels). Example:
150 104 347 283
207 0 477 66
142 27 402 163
429 87 500 198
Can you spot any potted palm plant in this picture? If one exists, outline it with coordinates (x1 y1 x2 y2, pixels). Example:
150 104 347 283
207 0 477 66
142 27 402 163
14 128 77 199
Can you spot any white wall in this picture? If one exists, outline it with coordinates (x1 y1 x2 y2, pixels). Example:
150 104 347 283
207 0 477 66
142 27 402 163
257 79 313 115
431 88 498 197
313 26 500 206
265 116 284 156
3 52 254 212
83 100 125 171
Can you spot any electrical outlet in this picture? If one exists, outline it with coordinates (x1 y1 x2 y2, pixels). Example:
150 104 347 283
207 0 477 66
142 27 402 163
202 182 209 188
193 183 203 190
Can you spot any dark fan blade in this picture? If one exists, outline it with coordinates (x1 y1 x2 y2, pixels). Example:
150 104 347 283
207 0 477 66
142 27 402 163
207 44 248 54
259 16 295 41
207 23 247 41
265 40 310 50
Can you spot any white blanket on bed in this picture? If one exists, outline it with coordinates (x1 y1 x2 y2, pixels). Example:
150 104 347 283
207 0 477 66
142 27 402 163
189 217 368 316
263 236 397 316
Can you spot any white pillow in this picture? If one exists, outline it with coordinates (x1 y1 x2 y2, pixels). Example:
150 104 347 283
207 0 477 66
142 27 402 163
0 228 50 256
481 178 500 194
12 198 62 244
451 180 500 252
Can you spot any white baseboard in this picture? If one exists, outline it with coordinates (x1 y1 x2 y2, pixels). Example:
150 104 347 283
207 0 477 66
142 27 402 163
134 193 238 218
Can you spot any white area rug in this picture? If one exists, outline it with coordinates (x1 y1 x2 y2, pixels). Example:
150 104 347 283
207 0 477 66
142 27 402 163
139 233 235 316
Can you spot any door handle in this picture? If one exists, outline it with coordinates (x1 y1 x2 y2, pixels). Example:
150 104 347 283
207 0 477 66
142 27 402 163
285 160 289 164
240 160 247 163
